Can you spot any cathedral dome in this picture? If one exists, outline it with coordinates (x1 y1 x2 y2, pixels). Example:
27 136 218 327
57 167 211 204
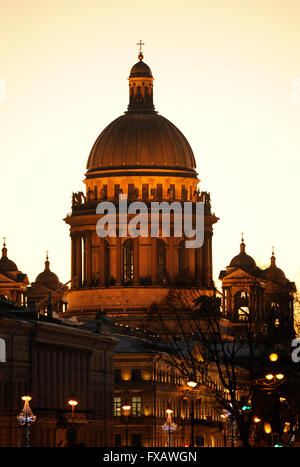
86 113 196 171
0 242 18 272
86 53 196 172
229 238 256 269
35 254 60 289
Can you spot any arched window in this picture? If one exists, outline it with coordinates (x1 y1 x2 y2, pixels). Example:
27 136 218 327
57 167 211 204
0 338 6 362
234 290 249 321
123 239 134 284
157 239 166 283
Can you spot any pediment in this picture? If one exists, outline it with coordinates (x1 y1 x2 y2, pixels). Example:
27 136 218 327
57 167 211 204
222 268 258 281
0 272 19 284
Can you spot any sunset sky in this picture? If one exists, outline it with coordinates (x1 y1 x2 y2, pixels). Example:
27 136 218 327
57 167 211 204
1 0 300 292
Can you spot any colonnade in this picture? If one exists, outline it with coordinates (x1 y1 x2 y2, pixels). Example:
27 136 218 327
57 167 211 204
70 229 214 289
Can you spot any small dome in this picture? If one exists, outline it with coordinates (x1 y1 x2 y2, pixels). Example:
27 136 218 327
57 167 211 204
264 253 286 284
229 240 256 269
35 255 60 289
0 243 18 272
129 60 153 78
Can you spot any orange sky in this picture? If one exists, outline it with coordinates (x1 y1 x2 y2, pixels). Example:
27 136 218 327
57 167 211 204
1 0 300 292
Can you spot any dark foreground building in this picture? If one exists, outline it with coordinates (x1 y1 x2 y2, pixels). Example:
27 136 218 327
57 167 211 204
0 298 117 447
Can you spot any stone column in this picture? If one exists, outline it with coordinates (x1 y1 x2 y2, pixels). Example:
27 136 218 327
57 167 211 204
71 233 77 289
151 238 157 285
202 232 209 286
116 238 122 285
133 237 139 285
207 231 213 286
169 237 175 283
99 238 106 286
195 246 203 286
76 235 82 288
86 231 92 286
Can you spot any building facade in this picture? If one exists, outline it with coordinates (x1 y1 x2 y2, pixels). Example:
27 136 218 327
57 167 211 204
219 238 296 340
0 299 116 447
64 51 218 326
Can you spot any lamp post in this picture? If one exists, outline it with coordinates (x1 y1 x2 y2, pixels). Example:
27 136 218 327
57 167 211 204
162 407 177 447
122 401 131 447
187 378 197 447
68 398 78 426
264 373 285 445
17 395 36 447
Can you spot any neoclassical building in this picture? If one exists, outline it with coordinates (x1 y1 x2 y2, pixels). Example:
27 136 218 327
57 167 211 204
64 51 218 324
27 253 68 315
219 238 296 340
0 240 28 306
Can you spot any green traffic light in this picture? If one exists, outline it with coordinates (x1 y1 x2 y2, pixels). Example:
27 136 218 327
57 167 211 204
241 405 251 411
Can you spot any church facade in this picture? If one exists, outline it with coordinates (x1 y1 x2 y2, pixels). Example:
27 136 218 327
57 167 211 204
64 51 218 326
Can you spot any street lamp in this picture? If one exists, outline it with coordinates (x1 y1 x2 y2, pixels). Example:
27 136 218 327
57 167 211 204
17 395 36 447
269 353 278 362
122 401 131 447
68 398 78 425
162 407 177 447
187 378 198 447
265 373 285 387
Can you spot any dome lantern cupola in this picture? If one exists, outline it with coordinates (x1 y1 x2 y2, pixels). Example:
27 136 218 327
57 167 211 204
127 41 155 114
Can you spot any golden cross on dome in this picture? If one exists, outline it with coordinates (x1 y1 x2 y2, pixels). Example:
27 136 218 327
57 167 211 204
46 250 49 260
137 40 145 60
137 40 144 55
2 236 6 247
241 232 244 242
271 245 275 256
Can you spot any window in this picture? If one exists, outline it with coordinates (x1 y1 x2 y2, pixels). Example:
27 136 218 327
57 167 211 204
131 396 142 417
234 291 249 321
123 239 134 284
114 369 121 382
114 397 122 417
131 369 141 382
